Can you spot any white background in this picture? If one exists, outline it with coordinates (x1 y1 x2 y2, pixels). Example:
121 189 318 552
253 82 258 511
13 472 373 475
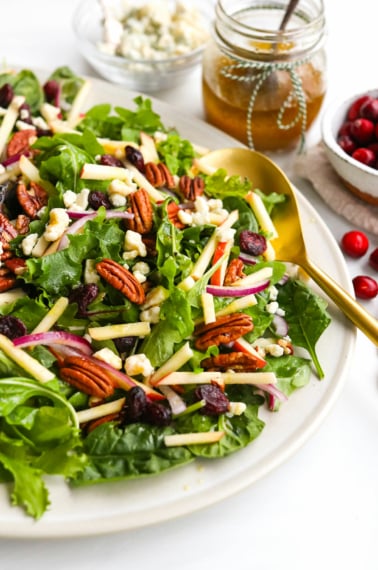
0 1 377 568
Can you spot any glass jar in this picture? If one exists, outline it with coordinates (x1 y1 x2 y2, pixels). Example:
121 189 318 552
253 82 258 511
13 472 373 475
202 0 327 151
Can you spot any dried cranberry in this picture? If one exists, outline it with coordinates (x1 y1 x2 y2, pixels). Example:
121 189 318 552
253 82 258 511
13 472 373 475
0 84 14 108
43 80 60 105
125 145 145 172
239 230 267 256
88 191 112 210
114 336 137 355
68 283 99 316
18 103 33 125
98 154 124 168
194 384 230 416
143 401 172 426
0 315 27 339
124 386 148 423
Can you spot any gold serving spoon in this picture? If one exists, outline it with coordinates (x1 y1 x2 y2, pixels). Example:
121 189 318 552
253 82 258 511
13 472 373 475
199 147 378 345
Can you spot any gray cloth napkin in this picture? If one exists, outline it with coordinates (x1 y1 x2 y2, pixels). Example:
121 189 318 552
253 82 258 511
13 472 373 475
293 143 378 236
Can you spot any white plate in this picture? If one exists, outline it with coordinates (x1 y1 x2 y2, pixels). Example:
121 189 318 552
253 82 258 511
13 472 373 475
0 75 356 538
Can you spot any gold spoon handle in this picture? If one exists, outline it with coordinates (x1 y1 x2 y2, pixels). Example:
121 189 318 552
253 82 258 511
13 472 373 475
303 258 378 345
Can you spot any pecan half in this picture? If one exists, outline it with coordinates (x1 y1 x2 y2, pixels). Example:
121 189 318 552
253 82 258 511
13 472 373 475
6 129 37 158
16 181 48 219
194 313 253 351
59 355 115 399
0 273 17 292
15 214 31 235
179 175 205 201
0 212 18 250
4 257 27 275
145 162 175 189
86 413 120 433
201 351 261 372
224 258 245 285
126 188 153 234
96 258 146 305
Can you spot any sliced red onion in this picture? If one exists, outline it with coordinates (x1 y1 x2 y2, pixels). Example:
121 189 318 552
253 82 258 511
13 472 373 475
13 330 92 355
258 383 288 410
67 210 134 220
159 385 187 415
238 252 258 265
278 273 289 286
1 150 32 168
206 280 270 297
271 314 289 337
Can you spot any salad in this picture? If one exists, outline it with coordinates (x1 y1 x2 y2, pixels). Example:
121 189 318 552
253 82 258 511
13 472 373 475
0 66 331 520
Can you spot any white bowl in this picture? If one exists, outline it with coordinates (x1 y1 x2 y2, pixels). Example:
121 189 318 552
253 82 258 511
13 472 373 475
321 89 378 205
72 0 212 93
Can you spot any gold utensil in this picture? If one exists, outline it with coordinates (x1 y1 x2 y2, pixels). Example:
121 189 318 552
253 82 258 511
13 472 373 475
201 147 378 345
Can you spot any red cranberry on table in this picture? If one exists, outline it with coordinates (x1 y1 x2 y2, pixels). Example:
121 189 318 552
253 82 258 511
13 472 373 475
352 275 378 299
340 230 369 258
369 247 378 270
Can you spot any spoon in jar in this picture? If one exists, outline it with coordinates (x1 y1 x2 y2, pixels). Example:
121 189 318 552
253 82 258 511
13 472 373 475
278 0 301 32
197 147 378 346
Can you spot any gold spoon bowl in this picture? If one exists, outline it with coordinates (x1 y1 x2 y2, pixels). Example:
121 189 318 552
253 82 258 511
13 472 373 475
200 147 378 345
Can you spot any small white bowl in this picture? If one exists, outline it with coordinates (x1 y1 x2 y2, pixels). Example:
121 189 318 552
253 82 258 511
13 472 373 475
72 0 212 93
321 89 378 205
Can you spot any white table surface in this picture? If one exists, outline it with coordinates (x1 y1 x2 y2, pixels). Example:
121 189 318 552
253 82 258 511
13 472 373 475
1 1 377 568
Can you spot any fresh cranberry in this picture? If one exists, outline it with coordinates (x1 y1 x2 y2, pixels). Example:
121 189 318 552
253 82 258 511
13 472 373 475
368 142 378 156
338 121 353 137
347 95 372 121
350 118 375 145
360 98 378 121
337 135 356 155
369 247 378 271
352 275 378 299
351 147 376 167
341 230 369 258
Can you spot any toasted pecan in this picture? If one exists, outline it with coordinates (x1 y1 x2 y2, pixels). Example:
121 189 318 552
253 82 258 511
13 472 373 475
145 162 175 189
179 175 205 201
6 129 37 158
96 258 146 305
16 180 48 219
126 188 153 234
194 313 253 351
224 258 246 285
59 355 115 399
201 351 261 372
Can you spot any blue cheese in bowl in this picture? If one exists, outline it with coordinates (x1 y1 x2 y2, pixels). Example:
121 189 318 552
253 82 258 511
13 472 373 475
98 0 209 60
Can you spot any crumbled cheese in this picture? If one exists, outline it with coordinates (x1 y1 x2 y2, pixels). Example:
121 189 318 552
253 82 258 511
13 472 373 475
108 177 137 197
125 353 154 377
228 402 247 416
98 0 209 61
266 301 279 314
63 188 90 211
43 208 70 242
177 209 193 226
109 192 127 207
124 229 147 257
21 233 38 256
93 347 123 370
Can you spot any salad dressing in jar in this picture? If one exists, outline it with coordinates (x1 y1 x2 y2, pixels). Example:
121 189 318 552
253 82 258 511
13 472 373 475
202 0 327 151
